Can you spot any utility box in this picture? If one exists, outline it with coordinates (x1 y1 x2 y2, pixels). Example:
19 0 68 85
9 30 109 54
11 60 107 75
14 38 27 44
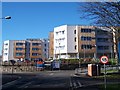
88 64 101 76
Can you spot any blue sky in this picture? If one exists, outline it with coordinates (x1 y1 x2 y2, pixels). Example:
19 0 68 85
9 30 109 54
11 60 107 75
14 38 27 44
1 2 91 55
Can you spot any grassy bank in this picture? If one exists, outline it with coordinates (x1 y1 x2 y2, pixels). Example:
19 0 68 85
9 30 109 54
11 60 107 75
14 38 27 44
99 83 120 90
94 74 120 79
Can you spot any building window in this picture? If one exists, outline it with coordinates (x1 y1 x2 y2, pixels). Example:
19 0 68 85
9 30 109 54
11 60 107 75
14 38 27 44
81 44 92 49
81 28 91 33
4 53 8 55
16 53 23 56
44 39 46 42
16 48 24 50
32 43 41 46
62 31 65 34
16 43 24 46
81 45 86 49
87 37 92 41
74 37 76 42
81 36 92 41
4 48 8 50
74 30 76 34
44 49 46 52
32 48 39 51
5 43 8 45
81 36 84 41
44 44 46 47
104 46 109 50
75 45 77 50
44 53 47 57
59 45 65 49
98 46 103 50
56 32 58 35
98 46 109 50
32 53 39 56
97 38 109 42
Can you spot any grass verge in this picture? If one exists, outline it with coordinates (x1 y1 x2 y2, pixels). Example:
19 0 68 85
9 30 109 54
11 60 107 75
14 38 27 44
98 83 120 90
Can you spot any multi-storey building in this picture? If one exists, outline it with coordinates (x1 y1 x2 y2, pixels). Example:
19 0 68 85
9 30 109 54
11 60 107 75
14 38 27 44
13 40 26 61
95 27 113 58
49 32 54 59
42 39 49 60
51 25 113 59
78 26 96 59
54 25 79 59
2 39 49 61
26 39 43 61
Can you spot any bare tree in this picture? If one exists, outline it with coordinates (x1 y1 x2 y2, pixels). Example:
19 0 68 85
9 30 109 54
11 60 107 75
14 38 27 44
78 2 120 63
78 2 120 27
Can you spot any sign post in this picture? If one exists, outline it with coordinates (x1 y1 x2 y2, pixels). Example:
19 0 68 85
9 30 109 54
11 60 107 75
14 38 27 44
100 56 108 90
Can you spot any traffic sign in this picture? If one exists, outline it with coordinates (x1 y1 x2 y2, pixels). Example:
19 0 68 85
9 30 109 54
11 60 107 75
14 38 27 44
100 56 108 64
100 55 108 90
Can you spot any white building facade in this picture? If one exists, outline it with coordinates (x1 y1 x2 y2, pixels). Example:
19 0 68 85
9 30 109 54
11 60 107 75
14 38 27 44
54 25 78 59
53 25 113 59
2 39 49 61
3 40 14 61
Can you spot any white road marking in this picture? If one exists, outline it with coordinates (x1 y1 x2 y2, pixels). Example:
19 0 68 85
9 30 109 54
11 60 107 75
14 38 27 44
70 81 72 87
49 73 54 76
18 82 33 88
77 80 82 87
73 80 77 87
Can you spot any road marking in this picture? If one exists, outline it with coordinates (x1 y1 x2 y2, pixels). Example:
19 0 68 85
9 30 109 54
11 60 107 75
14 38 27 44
18 82 33 88
73 82 77 87
70 81 72 87
77 80 82 87
49 73 54 76
2 77 22 88
72 80 77 88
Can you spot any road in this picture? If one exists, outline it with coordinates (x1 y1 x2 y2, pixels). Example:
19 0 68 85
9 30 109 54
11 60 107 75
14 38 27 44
1 70 120 90
2 70 73 90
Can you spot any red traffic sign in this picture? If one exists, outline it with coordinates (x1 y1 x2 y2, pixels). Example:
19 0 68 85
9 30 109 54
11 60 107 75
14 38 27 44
100 56 108 64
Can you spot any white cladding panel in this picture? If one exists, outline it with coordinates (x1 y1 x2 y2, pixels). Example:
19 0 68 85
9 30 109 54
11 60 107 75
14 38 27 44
3 40 9 61
54 25 67 54
3 40 14 61
54 25 78 55
67 26 78 53
8 40 14 60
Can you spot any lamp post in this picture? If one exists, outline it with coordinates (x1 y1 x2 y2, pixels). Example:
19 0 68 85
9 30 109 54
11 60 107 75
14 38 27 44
59 43 61 59
0 16 11 19
94 45 97 62
54 48 57 60
110 43 114 65
59 43 61 70
78 53 81 68
83 47 85 60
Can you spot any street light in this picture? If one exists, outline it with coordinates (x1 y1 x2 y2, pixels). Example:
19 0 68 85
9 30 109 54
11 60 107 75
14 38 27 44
5 16 11 19
59 43 61 59
83 47 85 60
0 16 11 19
59 42 61 70
94 45 97 62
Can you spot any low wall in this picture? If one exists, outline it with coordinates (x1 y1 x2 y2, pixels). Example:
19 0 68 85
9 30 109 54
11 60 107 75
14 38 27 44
0 65 43 73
